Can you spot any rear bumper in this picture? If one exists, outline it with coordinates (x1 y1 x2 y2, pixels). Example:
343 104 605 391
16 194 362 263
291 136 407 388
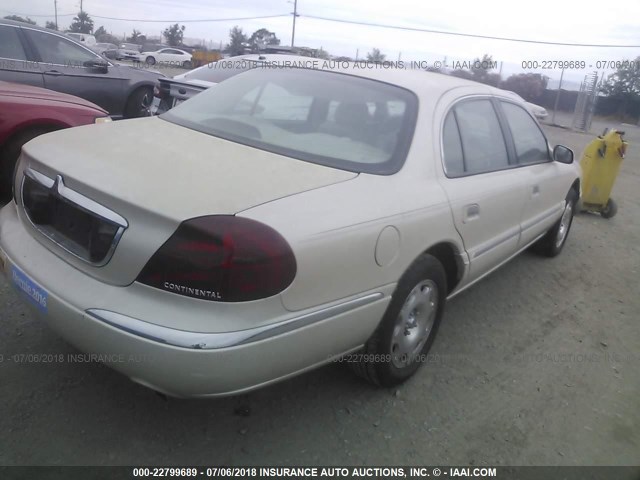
0 203 390 397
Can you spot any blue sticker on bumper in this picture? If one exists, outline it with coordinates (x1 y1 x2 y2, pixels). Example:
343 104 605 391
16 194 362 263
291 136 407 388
11 266 48 313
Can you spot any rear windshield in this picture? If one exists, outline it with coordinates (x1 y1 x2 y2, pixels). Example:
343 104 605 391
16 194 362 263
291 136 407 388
162 68 418 174
181 59 261 83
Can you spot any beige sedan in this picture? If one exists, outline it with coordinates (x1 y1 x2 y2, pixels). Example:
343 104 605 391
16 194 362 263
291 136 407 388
0 65 580 397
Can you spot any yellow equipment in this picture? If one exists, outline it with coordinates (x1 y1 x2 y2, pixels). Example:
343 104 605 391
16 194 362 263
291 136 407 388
191 50 222 68
579 129 628 218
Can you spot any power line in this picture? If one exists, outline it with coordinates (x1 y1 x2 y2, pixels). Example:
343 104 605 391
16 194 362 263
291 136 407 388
4 7 640 47
90 13 289 23
303 14 640 48
1 10 289 23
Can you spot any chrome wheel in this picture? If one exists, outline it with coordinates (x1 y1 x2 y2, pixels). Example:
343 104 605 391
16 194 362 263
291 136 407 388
390 280 438 369
555 200 573 248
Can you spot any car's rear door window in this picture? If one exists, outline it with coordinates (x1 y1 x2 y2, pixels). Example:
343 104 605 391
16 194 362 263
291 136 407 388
500 101 550 165
453 99 509 175
24 29 98 65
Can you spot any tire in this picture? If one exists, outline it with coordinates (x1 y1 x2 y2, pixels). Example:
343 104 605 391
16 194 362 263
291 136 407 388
0 128 52 199
145 56 156 65
350 253 447 387
124 87 153 118
533 189 578 257
600 198 617 219
182 60 192 69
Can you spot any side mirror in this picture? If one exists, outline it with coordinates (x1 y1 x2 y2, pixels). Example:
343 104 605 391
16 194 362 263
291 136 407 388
553 145 574 164
83 60 109 73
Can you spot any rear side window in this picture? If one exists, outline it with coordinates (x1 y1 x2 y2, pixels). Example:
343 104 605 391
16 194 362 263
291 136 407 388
454 99 509 175
501 102 550 164
0 26 27 60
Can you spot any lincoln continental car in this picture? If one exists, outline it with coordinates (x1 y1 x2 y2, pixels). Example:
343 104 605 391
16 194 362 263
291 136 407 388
0 66 580 397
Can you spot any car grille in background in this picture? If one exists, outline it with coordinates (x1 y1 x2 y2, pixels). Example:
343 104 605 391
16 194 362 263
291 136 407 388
21 168 128 266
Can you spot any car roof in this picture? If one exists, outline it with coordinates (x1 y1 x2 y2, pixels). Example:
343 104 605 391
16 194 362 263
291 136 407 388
224 54 507 98
0 19 100 46
173 52 516 100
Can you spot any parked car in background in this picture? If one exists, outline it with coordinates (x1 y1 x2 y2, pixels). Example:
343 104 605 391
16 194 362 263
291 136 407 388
0 66 580 397
505 91 549 120
152 53 306 114
92 42 119 59
0 19 164 118
65 32 97 48
135 47 192 67
116 43 142 61
0 80 109 198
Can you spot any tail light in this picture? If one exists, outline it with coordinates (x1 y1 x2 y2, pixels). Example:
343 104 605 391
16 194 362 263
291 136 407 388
137 216 296 302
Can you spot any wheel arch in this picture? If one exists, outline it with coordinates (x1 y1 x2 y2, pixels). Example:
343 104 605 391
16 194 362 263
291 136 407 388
570 177 581 198
402 241 464 295
124 85 154 118
1 122 64 151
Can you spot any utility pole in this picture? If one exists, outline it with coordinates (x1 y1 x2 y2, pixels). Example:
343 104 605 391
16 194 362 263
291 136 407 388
291 0 298 47
54 0 58 29
80 0 83 14
552 68 565 126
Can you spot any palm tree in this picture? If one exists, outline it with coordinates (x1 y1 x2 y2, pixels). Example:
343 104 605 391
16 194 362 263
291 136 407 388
69 11 94 34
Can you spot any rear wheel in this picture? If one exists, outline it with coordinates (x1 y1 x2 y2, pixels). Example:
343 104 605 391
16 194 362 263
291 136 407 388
124 87 153 118
1 128 52 200
182 60 192 69
600 198 617 219
350 254 447 387
533 189 578 257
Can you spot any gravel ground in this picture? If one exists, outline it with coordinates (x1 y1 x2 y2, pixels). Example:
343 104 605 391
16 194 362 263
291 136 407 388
0 114 638 468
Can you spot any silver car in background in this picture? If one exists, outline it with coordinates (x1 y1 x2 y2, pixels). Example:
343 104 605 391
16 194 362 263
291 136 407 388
116 43 142 61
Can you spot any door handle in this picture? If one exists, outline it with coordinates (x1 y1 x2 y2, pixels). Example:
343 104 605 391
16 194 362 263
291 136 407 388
44 70 63 76
463 204 480 223
532 185 540 196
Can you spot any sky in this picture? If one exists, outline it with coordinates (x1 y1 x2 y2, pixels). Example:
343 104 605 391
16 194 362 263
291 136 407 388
3 0 640 89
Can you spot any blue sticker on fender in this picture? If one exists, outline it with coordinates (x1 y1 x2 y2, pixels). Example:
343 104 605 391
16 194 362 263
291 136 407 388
11 266 48 313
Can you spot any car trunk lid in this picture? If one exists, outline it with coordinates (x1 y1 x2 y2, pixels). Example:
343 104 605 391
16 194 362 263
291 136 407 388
18 116 356 286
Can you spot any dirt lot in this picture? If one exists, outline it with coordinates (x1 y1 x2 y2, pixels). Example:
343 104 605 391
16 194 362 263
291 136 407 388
0 114 638 468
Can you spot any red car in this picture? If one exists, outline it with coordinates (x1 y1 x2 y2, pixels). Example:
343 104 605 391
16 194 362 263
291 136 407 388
0 81 110 198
